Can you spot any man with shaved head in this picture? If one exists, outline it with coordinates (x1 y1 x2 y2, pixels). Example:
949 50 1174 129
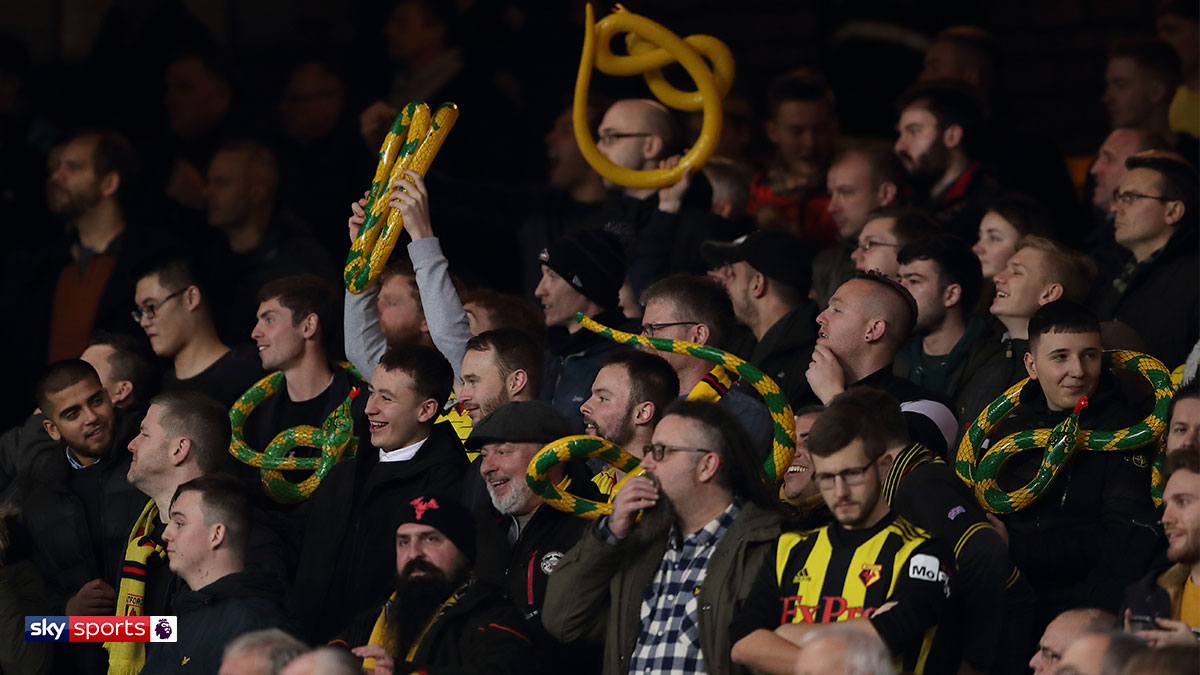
1029 607 1116 675
595 98 744 279
806 272 957 456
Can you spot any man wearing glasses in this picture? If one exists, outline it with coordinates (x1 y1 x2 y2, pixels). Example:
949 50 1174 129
639 274 774 458
730 403 955 675
543 399 781 675
1093 152 1198 368
133 258 263 407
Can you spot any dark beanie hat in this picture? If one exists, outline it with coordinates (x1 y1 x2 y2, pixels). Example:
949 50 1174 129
538 229 626 310
393 494 477 564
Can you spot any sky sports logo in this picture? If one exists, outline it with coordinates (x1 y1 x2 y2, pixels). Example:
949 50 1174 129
26 616 178 643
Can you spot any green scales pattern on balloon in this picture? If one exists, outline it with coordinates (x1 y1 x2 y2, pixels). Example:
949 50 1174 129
956 350 1173 513
526 312 796 519
229 362 363 504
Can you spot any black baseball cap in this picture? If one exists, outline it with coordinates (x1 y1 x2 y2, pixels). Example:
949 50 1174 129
701 230 813 294
465 401 574 450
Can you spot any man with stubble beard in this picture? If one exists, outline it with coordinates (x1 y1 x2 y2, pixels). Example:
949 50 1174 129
334 493 534 674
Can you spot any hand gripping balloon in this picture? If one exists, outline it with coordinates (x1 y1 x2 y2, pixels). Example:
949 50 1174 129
345 101 457 293
527 312 795 519
229 362 363 503
956 350 1173 513
573 3 734 189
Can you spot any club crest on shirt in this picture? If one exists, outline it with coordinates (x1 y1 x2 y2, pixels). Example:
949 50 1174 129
541 551 565 575
858 563 882 588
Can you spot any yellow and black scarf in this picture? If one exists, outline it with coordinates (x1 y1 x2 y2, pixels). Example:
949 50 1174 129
104 499 166 675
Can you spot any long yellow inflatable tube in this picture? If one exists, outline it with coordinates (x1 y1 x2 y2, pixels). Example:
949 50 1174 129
573 3 734 189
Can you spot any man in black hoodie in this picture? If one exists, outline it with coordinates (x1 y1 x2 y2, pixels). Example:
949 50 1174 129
142 474 289 673
982 301 1162 632
291 345 467 642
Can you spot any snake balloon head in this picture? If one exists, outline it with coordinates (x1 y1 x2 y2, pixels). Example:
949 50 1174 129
573 3 734 189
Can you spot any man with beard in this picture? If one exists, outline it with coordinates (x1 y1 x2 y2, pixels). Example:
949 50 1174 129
1 130 160 429
10 360 145 674
543 400 781 675
703 230 820 410
336 493 535 674
458 330 542 425
467 401 604 671
895 235 1001 405
580 350 679 493
729 404 956 675
893 80 1003 242
1122 450 1200 645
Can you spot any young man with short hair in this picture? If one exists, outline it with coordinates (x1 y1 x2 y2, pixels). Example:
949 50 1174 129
850 207 938 281
729 403 955 675
580 349 680 492
291 345 466 642
141 475 289 674
985 301 1162 629
80 331 158 411
1122 450 1200 646
134 258 264 407
958 235 1096 424
1166 387 1200 455
807 272 958 456
242 274 368 502
703 230 820 409
895 235 1001 405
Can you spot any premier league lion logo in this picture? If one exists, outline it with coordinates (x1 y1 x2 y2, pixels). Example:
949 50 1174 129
154 618 173 640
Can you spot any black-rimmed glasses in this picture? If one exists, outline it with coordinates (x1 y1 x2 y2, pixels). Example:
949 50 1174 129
131 289 185 322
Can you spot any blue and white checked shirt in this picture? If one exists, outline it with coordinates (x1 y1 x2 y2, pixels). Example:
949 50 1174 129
627 498 742 675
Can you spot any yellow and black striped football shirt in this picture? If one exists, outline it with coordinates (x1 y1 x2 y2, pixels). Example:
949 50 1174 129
730 512 956 675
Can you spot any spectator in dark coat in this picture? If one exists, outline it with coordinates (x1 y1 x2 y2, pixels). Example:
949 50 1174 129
290 346 467 642
142 475 290 674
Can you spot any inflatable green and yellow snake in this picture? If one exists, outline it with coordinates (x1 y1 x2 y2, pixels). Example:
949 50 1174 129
527 312 795 519
956 350 1172 513
345 101 457 294
229 362 362 504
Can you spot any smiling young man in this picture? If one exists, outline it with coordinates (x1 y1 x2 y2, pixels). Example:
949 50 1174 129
241 274 367 502
984 300 1163 629
290 345 466 643
729 403 955 675
142 475 288 674
8 360 145 673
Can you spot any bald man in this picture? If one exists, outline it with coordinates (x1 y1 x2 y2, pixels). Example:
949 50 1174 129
1029 608 1115 675
806 272 957 455
595 98 745 284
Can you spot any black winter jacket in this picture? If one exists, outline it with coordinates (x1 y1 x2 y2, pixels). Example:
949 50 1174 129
141 570 290 674
1092 222 1199 369
741 303 819 409
334 577 537 675
989 372 1163 626
290 422 467 641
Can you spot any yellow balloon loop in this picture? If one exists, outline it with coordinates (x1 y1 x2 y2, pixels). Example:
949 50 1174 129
573 3 734 190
